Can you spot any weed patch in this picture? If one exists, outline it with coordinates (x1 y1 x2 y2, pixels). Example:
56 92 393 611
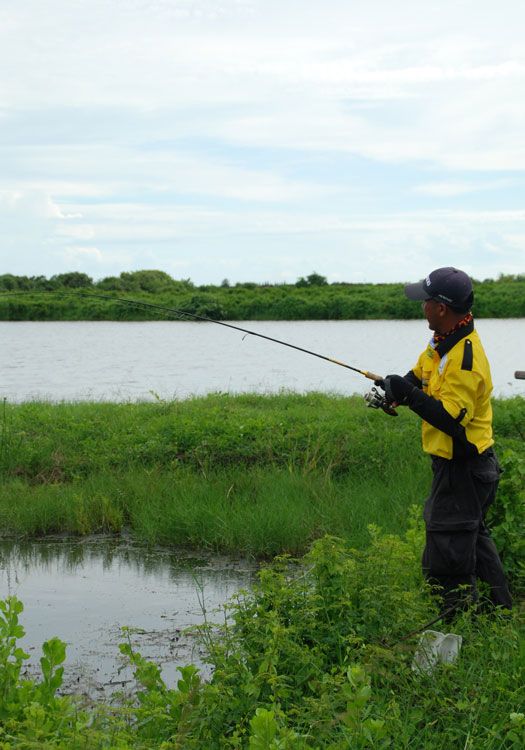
0 524 523 748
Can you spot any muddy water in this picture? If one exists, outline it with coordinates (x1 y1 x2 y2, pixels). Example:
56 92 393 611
0 535 256 700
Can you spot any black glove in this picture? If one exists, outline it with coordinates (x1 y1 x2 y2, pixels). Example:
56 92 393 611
375 374 414 406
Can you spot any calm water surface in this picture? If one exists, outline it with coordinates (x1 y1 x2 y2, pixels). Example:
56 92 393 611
1 319 524 401
0 536 255 698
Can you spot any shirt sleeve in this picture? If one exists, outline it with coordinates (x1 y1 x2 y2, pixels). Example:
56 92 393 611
404 369 422 388
405 356 482 457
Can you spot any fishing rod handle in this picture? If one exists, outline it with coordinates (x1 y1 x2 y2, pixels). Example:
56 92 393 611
515 371 525 379
363 370 383 382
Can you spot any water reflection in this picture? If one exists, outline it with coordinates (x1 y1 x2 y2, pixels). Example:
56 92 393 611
0 535 256 699
0 534 245 578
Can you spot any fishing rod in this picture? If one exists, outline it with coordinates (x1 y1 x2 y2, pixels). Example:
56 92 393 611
1 289 396 414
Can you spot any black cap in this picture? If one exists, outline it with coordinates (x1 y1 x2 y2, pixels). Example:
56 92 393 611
404 267 474 311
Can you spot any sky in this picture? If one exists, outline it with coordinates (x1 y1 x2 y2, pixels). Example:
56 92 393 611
1 0 524 286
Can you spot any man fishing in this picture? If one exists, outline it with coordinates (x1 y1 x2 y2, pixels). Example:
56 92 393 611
375 267 512 619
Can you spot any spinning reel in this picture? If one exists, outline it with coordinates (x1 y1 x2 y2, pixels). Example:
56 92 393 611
364 386 398 417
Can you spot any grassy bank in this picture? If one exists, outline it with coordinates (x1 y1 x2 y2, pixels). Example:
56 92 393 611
0 392 429 555
0 467 430 557
1 393 523 578
1 392 523 748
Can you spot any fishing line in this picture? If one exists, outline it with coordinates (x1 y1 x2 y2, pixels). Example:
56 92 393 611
1 290 384 382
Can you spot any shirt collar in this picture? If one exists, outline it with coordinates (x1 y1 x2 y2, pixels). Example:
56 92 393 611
434 317 475 358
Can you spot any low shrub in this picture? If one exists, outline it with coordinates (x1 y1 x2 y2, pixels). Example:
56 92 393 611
1 521 522 748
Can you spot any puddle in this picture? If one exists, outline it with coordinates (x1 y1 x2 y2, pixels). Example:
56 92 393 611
0 535 256 700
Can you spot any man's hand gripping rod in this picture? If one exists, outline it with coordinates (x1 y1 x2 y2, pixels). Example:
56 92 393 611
347 367 398 417
319 358 396 416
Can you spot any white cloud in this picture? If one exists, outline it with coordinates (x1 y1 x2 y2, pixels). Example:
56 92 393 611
59 247 104 262
1 145 334 204
55 245 134 269
0 1 524 283
55 224 95 240
0 190 65 219
413 180 513 197
502 234 525 249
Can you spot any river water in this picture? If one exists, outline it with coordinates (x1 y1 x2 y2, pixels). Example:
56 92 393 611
0 536 255 699
1 319 524 402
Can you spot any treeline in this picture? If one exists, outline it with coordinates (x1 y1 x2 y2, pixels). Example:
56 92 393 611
1 269 524 320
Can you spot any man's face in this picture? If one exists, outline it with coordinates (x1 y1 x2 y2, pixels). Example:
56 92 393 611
422 298 442 332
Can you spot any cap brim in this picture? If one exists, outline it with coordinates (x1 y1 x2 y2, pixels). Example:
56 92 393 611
404 281 432 301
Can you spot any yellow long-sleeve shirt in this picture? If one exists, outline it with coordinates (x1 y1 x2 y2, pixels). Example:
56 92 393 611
410 325 494 459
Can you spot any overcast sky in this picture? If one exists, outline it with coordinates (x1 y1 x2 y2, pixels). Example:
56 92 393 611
1 0 524 285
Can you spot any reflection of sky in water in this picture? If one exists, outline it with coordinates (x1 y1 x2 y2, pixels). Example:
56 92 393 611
1 319 523 402
0 537 255 699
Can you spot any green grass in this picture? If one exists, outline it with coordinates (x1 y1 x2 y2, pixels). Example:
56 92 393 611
0 392 432 555
1 392 426 482
0 465 429 556
0 393 523 567
0 392 523 748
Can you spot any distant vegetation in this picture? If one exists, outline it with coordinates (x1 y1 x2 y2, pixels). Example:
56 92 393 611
1 269 525 320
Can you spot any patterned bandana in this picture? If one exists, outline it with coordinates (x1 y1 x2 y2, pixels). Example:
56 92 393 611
433 312 473 345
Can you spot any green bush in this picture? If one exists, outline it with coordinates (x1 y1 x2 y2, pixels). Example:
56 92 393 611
1 522 522 748
1 273 525 320
489 448 525 592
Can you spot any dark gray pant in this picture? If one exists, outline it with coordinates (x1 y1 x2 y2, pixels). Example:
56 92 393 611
422 449 512 618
